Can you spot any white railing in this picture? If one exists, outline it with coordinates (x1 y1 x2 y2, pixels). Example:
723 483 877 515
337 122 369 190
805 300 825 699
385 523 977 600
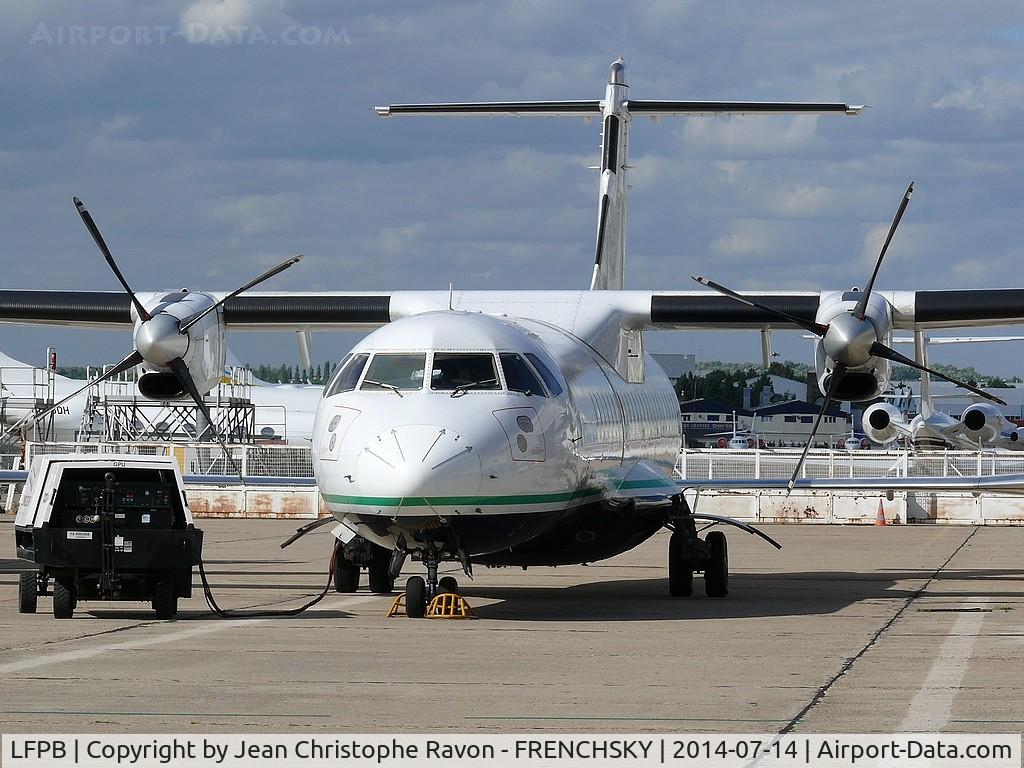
674 447 1024 481
22 441 315 478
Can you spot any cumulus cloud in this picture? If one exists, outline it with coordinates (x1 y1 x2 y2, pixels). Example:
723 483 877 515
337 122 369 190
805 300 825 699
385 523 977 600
179 0 294 43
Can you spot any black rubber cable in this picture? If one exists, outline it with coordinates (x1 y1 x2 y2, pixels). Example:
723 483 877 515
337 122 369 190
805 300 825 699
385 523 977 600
195 539 341 618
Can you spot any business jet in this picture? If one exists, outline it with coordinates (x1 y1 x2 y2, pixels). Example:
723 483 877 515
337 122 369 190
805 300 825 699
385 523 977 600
6 60 1024 617
861 335 1024 450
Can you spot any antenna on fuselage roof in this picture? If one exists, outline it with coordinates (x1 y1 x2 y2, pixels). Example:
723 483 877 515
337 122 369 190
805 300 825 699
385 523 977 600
375 59 863 292
448 282 454 310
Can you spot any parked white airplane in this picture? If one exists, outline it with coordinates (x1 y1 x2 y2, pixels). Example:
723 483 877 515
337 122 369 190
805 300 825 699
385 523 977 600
7 60 1024 616
862 335 1024 450
0 348 322 443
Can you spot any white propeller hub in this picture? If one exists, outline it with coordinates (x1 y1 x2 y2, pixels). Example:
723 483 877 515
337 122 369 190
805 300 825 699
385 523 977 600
822 312 876 367
134 313 188 365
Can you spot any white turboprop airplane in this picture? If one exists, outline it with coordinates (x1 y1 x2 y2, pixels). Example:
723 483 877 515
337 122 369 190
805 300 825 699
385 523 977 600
8 60 1024 616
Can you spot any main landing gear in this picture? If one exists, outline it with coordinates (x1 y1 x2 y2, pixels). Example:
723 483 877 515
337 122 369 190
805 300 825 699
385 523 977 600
666 494 782 598
332 537 396 595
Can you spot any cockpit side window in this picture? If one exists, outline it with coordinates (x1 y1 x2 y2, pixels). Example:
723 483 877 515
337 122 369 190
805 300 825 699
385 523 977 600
430 353 500 391
324 353 368 397
524 352 563 396
499 353 546 397
360 353 426 391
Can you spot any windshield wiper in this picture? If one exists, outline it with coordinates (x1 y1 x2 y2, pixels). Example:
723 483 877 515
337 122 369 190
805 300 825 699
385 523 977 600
363 379 404 397
450 378 497 398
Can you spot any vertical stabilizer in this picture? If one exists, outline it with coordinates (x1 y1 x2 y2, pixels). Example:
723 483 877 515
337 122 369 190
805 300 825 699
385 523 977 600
590 59 629 290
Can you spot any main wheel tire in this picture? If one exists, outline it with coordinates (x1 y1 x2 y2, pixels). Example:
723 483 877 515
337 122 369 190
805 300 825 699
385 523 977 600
704 531 729 598
19 572 38 614
368 548 394 594
152 576 178 620
405 576 426 618
438 575 459 594
668 532 693 597
53 577 76 619
333 556 360 593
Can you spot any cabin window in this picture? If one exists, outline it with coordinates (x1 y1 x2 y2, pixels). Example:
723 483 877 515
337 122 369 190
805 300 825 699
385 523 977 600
324 353 368 397
525 352 563 396
499 353 545 397
360 353 426 391
430 353 500 392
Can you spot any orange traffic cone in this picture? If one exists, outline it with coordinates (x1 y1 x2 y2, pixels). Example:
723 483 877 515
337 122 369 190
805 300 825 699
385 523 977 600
875 499 887 526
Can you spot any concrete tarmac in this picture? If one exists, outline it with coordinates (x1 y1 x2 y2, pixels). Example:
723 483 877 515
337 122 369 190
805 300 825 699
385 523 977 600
1 518 1022 734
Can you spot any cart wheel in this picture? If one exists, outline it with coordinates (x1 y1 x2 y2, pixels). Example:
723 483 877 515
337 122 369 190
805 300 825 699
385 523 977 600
53 577 76 619
19 572 38 614
152 577 178 620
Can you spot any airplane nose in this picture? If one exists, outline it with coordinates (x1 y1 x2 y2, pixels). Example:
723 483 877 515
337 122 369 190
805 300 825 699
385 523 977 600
356 424 482 500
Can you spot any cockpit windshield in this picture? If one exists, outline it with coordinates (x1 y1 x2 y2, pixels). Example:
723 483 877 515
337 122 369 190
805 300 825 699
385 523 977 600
430 353 500 391
499 353 545 397
360 353 426 391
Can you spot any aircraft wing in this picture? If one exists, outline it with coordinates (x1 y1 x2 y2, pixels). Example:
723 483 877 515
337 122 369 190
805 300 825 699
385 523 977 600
3 287 1024 333
0 290 391 331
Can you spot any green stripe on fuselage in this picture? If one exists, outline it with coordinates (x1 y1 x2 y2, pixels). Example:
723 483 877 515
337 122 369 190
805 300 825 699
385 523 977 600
323 486 604 508
322 477 677 509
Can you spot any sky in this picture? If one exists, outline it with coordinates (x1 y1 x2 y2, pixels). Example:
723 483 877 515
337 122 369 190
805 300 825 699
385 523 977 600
2 1 1024 375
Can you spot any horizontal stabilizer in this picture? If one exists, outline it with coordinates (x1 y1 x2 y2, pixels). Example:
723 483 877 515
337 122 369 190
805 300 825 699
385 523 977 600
625 100 864 116
375 101 601 117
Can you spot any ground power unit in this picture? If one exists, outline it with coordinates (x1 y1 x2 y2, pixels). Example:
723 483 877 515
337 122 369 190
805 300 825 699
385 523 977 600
15 453 203 619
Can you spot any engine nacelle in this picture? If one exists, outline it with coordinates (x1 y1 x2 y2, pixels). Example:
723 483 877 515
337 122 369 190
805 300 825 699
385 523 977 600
862 402 904 444
133 291 224 400
961 403 1005 443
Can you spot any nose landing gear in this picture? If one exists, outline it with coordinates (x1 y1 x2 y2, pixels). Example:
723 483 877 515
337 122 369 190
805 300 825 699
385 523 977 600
391 547 472 619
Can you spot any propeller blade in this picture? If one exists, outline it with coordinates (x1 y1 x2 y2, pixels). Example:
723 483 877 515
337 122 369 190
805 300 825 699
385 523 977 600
869 341 1006 405
167 357 243 479
787 362 846 492
853 182 914 320
73 197 151 322
691 275 829 336
0 351 142 443
178 255 302 333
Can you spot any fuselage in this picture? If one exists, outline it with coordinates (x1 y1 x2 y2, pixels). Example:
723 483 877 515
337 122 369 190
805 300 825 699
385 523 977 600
313 310 682 565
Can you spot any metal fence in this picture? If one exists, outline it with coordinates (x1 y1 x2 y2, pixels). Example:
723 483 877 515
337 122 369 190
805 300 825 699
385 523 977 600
675 448 1024 481
22 441 315 478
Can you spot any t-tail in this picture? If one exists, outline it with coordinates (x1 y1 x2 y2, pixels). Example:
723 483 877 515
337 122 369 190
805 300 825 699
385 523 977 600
376 58 863 291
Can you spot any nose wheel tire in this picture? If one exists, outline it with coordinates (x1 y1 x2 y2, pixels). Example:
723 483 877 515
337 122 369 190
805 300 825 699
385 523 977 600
53 577 76 619
333 555 360 593
405 576 427 618
19 572 38 614
438 575 459 594
704 531 729 598
667 533 693 597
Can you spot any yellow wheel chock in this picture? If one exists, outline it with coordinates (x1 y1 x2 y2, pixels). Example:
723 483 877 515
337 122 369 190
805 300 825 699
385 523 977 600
426 591 476 619
386 592 406 617
386 590 477 618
